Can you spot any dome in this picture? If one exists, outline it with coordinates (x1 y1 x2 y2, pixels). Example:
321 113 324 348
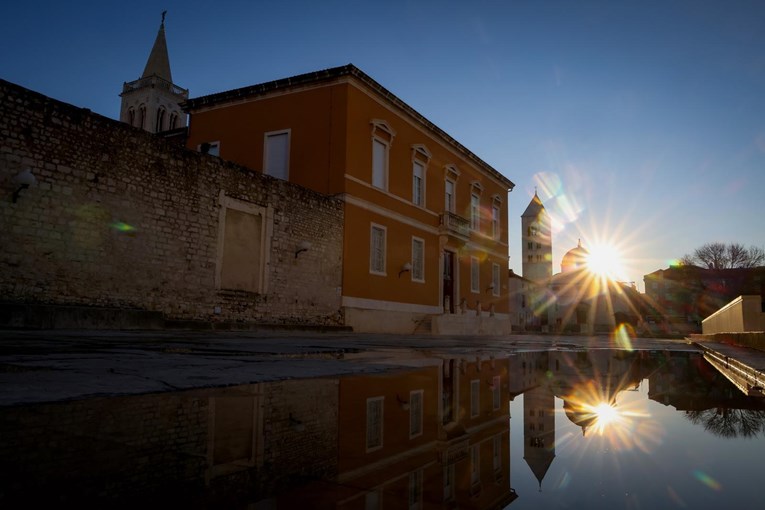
561 240 589 273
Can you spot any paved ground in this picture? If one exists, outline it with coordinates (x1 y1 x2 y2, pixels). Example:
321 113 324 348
0 330 697 407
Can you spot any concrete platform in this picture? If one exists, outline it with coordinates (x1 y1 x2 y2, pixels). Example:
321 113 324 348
693 341 765 397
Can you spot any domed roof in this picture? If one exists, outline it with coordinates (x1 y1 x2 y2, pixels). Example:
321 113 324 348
561 240 589 273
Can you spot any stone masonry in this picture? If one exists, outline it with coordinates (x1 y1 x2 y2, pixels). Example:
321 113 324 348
0 80 344 326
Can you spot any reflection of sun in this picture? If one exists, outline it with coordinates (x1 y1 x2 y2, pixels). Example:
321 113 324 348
586 243 625 280
592 402 619 428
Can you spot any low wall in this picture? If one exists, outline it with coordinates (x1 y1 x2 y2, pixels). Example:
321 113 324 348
702 295 764 335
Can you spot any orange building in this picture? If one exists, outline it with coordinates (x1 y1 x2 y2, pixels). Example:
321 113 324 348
184 65 515 334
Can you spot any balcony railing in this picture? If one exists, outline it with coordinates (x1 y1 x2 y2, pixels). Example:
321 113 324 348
439 211 470 239
122 75 189 99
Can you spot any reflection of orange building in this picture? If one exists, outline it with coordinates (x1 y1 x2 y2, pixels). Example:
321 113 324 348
280 356 517 508
184 65 514 334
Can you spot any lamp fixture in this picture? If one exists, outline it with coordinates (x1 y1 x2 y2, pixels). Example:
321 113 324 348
12 168 36 203
486 283 495 293
396 394 410 411
294 240 311 259
398 262 412 278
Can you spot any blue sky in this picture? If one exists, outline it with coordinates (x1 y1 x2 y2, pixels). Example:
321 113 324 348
2 0 764 290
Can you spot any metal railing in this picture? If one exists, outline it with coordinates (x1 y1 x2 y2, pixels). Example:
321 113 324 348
439 211 470 238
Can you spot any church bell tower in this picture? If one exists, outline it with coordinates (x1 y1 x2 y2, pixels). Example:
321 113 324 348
521 191 553 283
119 12 188 133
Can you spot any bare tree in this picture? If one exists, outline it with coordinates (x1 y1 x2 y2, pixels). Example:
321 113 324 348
681 242 765 269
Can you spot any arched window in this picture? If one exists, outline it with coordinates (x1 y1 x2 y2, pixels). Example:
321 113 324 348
169 113 178 130
138 105 146 129
127 107 135 127
156 107 166 132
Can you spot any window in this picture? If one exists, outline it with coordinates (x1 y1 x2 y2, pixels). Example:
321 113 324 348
264 130 290 180
492 375 501 410
492 204 500 239
527 255 532 262
156 107 166 132
492 263 500 297
411 237 424 282
366 397 384 451
370 224 386 275
365 490 381 510
470 444 480 485
527 242 533 249
444 465 456 502
530 226 538 237
372 138 388 189
471 257 479 293
536 243 542 249
371 120 394 189
409 390 423 438
412 161 424 206
471 193 480 231
169 113 178 130
127 107 135 127
199 141 220 157
493 435 502 475
470 379 480 418
408 470 422 510
445 179 455 213
138 104 146 129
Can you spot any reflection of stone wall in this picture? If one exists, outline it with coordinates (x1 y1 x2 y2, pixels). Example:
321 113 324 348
0 80 343 327
0 393 209 503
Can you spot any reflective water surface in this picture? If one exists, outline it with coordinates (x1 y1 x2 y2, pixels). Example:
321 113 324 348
1 349 764 508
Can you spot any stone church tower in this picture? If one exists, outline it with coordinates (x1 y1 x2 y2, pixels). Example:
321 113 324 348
119 12 188 133
521 191 552 283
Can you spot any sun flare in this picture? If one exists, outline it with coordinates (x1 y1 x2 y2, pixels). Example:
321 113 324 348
586 243 625 280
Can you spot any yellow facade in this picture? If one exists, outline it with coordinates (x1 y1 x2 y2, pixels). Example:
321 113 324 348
185 65 514 333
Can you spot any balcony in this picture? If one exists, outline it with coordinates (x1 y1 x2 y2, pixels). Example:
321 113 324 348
439 211 470 240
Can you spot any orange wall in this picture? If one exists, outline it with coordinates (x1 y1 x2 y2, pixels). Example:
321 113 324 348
186 84 348 195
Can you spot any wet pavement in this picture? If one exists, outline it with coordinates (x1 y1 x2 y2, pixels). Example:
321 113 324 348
0 330 697 407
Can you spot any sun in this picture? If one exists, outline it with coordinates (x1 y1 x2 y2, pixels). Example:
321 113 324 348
586 243 625 280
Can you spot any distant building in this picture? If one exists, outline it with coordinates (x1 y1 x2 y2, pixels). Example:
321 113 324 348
119 13 188 134
183 64 515 334
643 265 765 333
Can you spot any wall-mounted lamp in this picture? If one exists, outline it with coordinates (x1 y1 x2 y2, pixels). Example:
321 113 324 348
289 413 305 432
485 283 495 293
294 240 312 259
396 394 410 411
12 168 36 203
398 262 412 278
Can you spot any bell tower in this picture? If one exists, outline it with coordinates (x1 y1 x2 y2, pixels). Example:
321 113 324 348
521 191 553 283
119 12 188 133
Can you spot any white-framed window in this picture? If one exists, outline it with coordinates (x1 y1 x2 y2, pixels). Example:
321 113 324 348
370 224 387 275
371 120 394 190
491 204 500 239
199 141 220 157
412 160 424 206
365 489 381 510
492 375 501 410
408 469 423 510
409 389 423 438
471 193 480 231
493 435 502 475
470 379 480 418
492 263 500 297
264 129 290 180
471 257 480 293
470 444 480 485
411 237 424 283
366 396 384 451
155 106 166 132
444 464 456 502
444 179 455 213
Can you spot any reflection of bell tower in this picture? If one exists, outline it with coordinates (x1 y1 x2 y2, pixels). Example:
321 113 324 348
523 384 556 491
521 191 552 283
119 12 188 133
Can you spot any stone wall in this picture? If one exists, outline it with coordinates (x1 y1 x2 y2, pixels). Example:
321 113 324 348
0 80 343 326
